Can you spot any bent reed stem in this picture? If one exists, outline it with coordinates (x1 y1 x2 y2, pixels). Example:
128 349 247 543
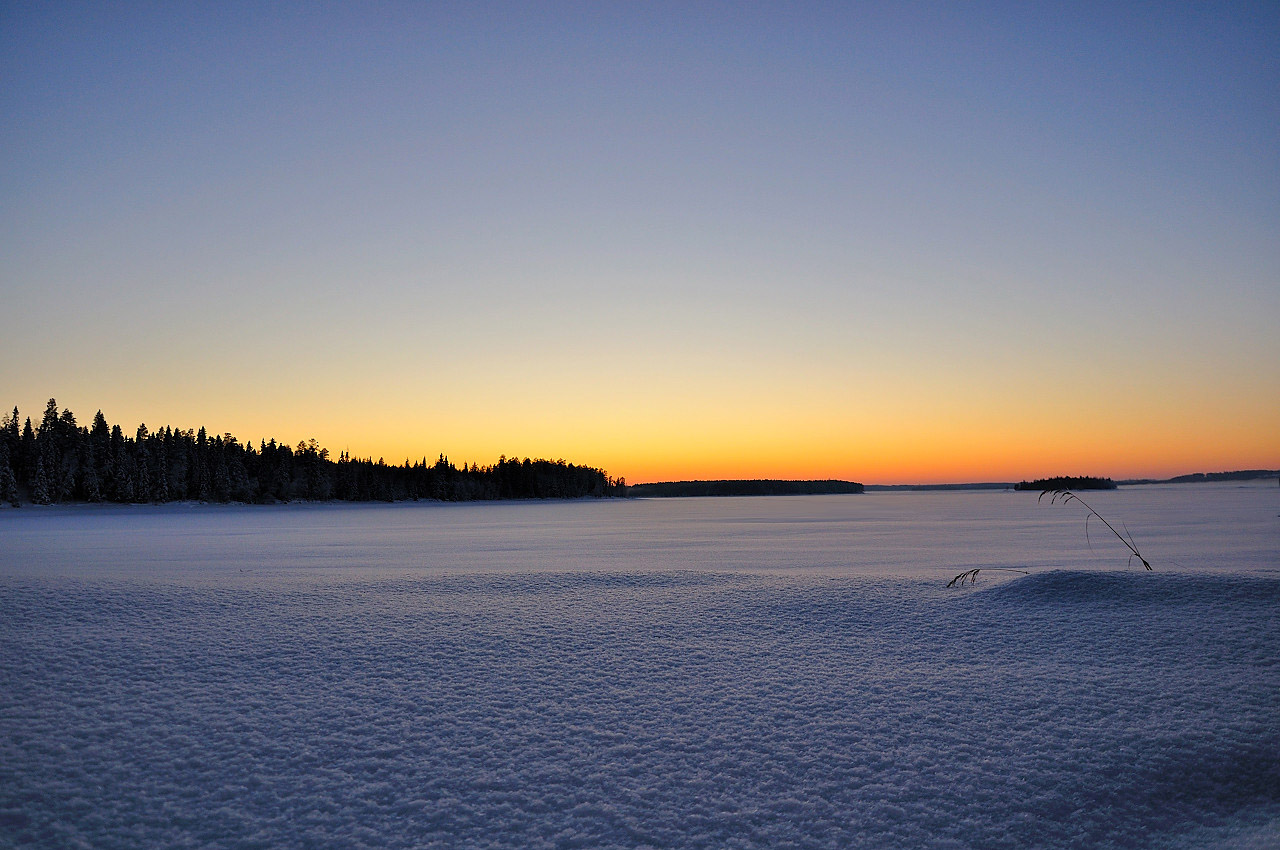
1040 488 1153 571
947 488 1152 587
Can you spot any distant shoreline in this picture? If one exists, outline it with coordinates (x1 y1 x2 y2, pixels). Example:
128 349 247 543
862 469 1278 491
627 480 863 498
2 469 1275 511
1119 469 1280 486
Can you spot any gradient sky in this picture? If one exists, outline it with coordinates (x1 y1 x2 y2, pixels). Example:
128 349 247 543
2 2 1277 483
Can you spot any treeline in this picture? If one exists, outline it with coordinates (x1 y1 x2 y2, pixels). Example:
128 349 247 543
1013 476 1116 491
1166 470 1279 484
0 399 626 507
1119 469 1280 485
628 479 863 498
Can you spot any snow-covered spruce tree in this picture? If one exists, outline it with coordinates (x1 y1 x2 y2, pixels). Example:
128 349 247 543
32 455 51 504
152 440 169 503
1 407 18 464
135 450 151 503
227 451 251 502
165 430 187 500
19 417 36 483
38 398 59 442
57 453 77 502
81 460 102 503
0 442 20 507
89 410 111 492
112 441 135 503
213 448 232 502
55 407 78 501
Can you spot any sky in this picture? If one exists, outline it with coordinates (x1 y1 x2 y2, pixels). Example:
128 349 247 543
2 2 1277 484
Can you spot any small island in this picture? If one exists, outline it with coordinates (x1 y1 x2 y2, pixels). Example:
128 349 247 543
1013 476 1117 491
628 479 864 498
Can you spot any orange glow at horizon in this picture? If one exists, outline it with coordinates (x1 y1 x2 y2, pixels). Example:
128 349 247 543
18 378 1269 488
5 384 1275 487
7 301 1277 488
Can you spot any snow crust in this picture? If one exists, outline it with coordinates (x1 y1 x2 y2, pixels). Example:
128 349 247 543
2 484 1277 848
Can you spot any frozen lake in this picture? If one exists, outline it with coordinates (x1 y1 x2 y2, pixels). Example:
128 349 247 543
2 483 1278 848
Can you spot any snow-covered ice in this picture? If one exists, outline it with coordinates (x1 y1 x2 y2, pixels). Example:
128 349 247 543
2 483 1277 848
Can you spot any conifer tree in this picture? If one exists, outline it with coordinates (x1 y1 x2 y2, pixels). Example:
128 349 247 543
20 417 36 482
112 442 135 503
166 431 187 500
196 458 211 501
61 465 77 501
89 410 111 489
91 410 109 441
152 440 169 503
58 407 77 445
0 443 19 507
34 401 63 495
1 407 18 454
32 456 51 505
39 398 59 437
135 451 151 503
82 461 102 503
213 441 231 502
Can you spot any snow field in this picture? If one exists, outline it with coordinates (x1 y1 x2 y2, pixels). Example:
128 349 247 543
2 568 1277 849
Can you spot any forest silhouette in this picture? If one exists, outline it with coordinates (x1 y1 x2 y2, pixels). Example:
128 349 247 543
0 400 625 506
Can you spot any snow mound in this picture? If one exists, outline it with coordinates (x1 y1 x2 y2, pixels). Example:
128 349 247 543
978 568 1280 607
3 569 1278 849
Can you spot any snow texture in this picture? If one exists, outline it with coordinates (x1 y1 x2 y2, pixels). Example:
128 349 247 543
2 484 1278 848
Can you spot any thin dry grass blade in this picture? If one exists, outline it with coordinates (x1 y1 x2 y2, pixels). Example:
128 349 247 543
1047 489 1153 571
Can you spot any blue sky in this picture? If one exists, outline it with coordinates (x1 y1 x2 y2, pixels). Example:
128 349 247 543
2 2 1276 481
